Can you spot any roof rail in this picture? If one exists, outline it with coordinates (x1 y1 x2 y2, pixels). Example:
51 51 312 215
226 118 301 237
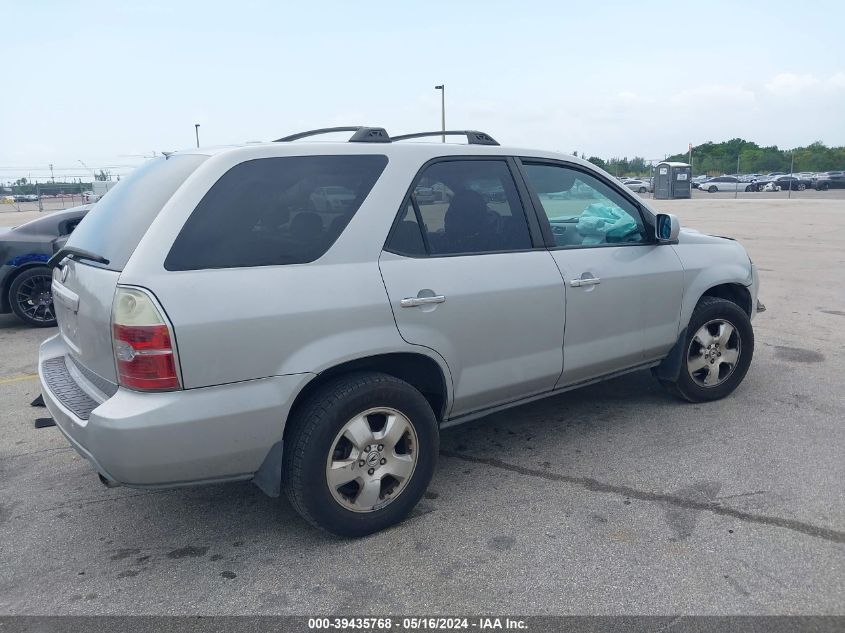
391 130 499 146
273 126 391 143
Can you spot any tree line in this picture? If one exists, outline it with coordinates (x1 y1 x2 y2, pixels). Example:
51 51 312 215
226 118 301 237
579 140 845 177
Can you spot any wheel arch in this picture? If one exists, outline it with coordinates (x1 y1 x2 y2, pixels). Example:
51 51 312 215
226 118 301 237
699 283 752 317
253 350 452 498
286 352 451 433
654 283 752 384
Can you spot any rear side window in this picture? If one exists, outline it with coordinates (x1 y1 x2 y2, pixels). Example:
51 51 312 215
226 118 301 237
66 155 207 271
385 159 532 256
165 155 388 270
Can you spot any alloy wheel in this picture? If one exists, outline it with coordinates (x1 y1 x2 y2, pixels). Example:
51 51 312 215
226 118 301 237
326 407 418 512
687 319 741 387
15 274 55 324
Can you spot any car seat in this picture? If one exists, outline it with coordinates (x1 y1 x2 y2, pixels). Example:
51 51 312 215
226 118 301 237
443 190 494 253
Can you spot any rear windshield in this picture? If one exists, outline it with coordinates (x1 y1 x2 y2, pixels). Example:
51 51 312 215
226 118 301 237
164 155 388 270
66 155 207 271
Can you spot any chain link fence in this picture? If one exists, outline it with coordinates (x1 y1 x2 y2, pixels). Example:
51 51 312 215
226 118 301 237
1 182 92 213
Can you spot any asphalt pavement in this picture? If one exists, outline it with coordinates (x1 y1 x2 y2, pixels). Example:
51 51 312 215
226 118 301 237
0 197 843 615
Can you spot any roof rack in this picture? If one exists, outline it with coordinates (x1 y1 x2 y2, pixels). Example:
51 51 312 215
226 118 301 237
391 130 499 146
273 126 390 143
271 127 500 146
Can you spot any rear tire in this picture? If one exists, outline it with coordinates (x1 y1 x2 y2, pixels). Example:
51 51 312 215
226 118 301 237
283 372 438 537
745 185 754 192
817 182 829 191
9 266 57 327
638 187 646 193
660 297 754 403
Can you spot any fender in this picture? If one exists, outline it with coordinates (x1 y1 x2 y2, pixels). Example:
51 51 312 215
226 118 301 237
680 269 752 331
6 252 50 267
671 237 753 332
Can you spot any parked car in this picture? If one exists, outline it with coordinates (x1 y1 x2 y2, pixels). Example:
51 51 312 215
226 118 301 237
13 194 39 203
814 171 845 190
413 185 437 203
701 176 757 193
39 128 761 537
622 179 651 193
691 175 709 189
751 176 774 190
769 175 812 191
0 205 91 327
309 185 356 211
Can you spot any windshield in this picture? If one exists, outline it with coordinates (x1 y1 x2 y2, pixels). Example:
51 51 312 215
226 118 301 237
66 154 207 271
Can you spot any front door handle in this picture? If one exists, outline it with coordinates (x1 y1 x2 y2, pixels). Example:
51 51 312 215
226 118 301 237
400 295 446 308
570 277 601 287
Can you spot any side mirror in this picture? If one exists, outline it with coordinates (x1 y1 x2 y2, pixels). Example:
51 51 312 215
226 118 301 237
656 213 680 242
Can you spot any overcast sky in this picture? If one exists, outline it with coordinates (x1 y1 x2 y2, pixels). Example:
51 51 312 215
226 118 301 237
2 0 844 181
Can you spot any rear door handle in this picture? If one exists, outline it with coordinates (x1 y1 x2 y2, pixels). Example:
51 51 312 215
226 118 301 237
400 295 446 308
570 277 601 287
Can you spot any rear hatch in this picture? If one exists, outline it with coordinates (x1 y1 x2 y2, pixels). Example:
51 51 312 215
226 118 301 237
51 154 207 386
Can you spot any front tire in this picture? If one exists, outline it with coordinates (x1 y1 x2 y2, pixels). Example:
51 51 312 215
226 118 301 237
708 185 717 193
745 185 754 192
638 187 647 193
9 266 57 327
661 297 754 403
797 183 806 191
283 372 439 537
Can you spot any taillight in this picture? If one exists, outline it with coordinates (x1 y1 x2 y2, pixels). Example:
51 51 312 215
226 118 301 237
112 287 180 391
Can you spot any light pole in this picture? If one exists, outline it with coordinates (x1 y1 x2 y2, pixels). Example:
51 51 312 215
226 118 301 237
789 149 795 200
434 85 445 142
735 151 740 199
194 124 201 148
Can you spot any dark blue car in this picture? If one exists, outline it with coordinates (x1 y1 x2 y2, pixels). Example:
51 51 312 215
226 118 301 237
0 205 91 327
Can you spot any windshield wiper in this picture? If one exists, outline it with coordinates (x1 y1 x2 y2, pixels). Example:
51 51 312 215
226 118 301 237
48 246 110 268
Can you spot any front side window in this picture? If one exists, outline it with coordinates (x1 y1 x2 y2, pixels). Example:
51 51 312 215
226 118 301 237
165 155 388 270
521 162 648 247
385 159 532 256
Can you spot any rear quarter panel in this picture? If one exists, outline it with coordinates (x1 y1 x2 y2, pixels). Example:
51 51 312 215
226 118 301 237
138 260 451 389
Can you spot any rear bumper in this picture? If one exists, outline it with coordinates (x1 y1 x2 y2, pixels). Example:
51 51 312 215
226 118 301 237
38 334 312 488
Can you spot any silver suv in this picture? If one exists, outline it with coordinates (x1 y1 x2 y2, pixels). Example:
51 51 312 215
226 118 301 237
39 127 761 536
